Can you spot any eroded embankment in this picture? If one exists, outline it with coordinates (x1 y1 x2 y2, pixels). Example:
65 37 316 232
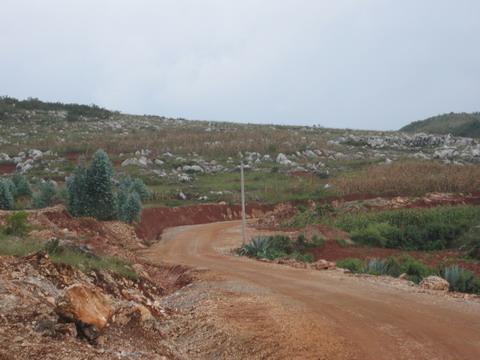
136 203 273 241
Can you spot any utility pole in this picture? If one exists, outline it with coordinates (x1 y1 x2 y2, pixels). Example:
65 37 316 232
240 161 247 245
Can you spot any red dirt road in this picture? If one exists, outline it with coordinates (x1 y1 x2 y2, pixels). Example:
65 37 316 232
143 221 480 359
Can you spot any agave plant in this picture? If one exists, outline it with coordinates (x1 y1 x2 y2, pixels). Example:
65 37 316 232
365 258 388 275
239 236 271 258
442 265 476 292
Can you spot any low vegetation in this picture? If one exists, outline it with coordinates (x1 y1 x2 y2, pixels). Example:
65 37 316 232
401 112 480 138
238 234 324 262
337 256 480 294
332 161 480 197
0 212 137 279
333 206 480 251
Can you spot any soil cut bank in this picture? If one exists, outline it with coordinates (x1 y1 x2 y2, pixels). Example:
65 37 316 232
136 203 272 241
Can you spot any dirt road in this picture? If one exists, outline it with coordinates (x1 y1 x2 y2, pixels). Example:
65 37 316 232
143 221 480 359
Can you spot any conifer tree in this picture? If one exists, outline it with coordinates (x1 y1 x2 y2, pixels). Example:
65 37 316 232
119 192 141 223
32 181 56 209
85 150 116 220
12 173 32 198
0 179 15 210
67 164 88 216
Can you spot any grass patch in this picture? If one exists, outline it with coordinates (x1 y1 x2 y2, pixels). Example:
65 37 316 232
332 206 480 251
0 236 137 280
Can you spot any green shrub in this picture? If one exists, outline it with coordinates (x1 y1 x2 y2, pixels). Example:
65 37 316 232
365 258 388 275
334 206 480 251
350 223 395 247
11 174 32 198
117 192 142 223
441 265 480 294
397 255 432 283
3 211 29 237
311 234 325 247
85 150 116 220
461 225 480 260
0 179 15 210
32 181 57 208
336 258 365 273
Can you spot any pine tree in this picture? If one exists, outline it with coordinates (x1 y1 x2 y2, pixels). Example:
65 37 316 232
32 181 56 209
12 173 32 198
119 192 141 223
0 179 15 210
67 164 88 216
85 150 116 220
119 176 150 201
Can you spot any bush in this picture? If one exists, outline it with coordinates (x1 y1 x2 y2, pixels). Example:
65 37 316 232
239 234 314 262
311 234 325 247
350 223 395 247
461 225 480 260
0 179 15 210
334 206 480 251
239 236 271 258
117 191 142 223
336 258 365 273
442 265 480 294
3 211 29 237
32 181 56 208
11 174 32 198
365 258 388 275
398 255 432 283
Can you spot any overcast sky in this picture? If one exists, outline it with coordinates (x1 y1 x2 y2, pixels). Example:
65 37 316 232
1 1 479 130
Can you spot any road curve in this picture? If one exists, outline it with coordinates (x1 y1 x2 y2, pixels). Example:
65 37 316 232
142 220 480 360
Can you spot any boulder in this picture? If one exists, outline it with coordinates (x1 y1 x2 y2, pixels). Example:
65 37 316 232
276 153 292 166
312 259 336 270
419 276 449 291
56 284 112 330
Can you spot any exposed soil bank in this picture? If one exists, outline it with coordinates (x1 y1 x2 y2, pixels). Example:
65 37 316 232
136 203 273 241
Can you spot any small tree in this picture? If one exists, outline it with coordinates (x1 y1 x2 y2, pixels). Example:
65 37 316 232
119 176 151 201
85 150 116 220
0 179 15 210
67 164 88 216
3 211 29 236
32 181 56 208
118 192 142 223
12 173 32 198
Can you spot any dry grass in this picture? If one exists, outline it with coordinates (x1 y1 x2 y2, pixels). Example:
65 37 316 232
332 161 480 196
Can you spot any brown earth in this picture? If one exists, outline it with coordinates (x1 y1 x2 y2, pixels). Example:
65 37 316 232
136 203 273 241
142 220 480 360
0 162 16 174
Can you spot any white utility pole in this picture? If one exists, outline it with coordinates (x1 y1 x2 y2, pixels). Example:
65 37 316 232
240 161 247 245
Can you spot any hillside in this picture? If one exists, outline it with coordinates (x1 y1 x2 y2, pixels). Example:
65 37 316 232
401 112 480 137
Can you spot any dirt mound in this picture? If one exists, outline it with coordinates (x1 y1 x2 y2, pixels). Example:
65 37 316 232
137 202 272 241
0 252 183 359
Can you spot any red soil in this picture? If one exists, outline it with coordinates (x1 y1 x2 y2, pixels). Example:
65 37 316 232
0 162 16 174
136 203 273 241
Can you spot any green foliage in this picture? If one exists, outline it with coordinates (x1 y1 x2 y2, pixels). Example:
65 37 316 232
311 234 325 247
117 191 142 223
32 181 56 208
11 174 32 198
0 179 15 210
401 112 480 137
2 211 29 237
350 223 396 247
336 258 365 273
461 225 480 260
67 164 89 216
119 176 151 201
239 234 314 262
334 206 480 251
441 266 480 294
0 96 112 120
84 150 116 220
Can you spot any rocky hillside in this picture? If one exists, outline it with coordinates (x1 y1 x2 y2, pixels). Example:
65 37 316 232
401 112 480 137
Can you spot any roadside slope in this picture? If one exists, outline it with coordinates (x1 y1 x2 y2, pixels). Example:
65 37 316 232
142 221 480 360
